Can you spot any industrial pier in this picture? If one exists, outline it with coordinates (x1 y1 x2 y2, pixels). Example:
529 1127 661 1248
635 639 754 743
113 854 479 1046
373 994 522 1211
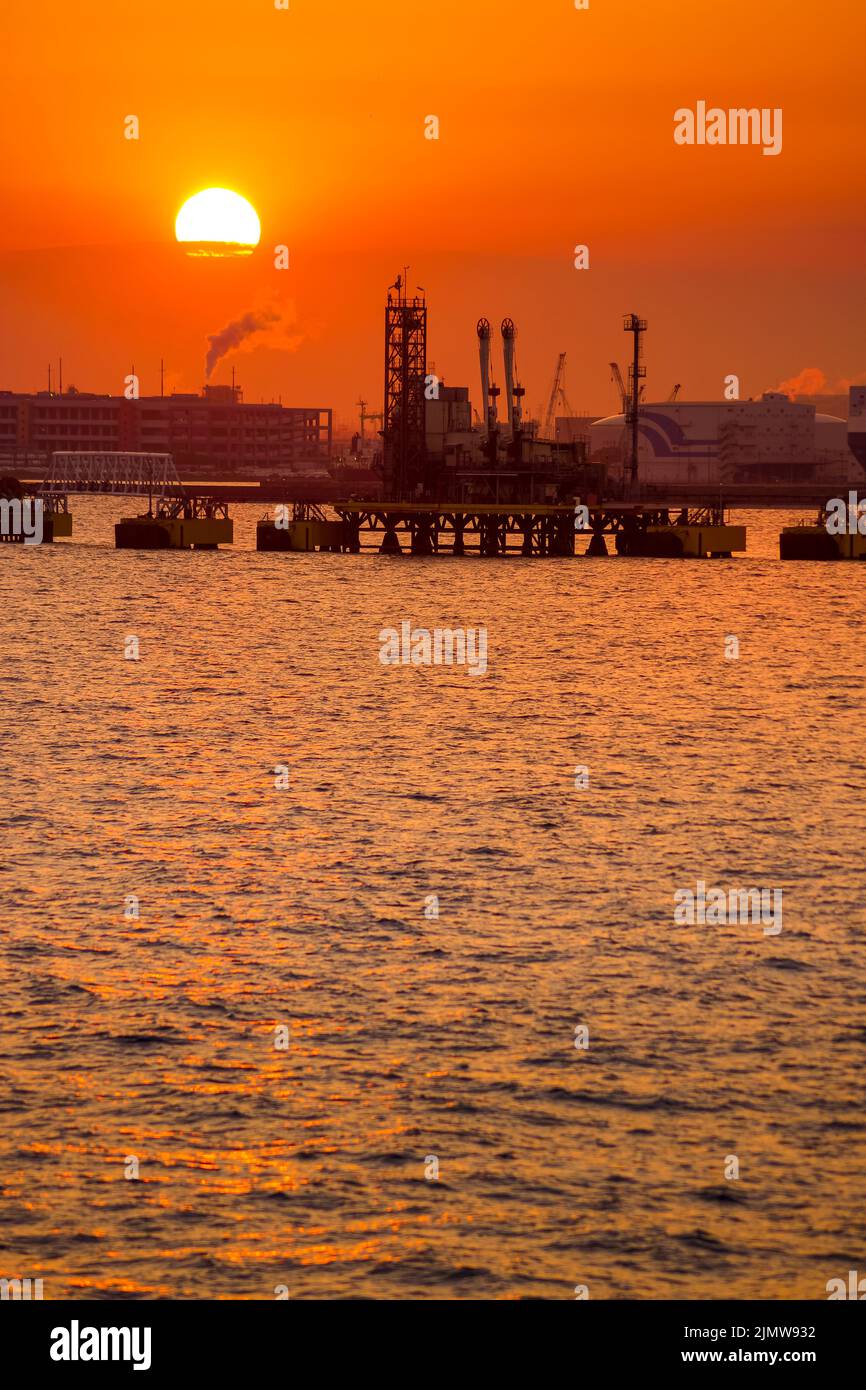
256 277 746 558
256 501 745 558
3 276 865 559
255 275 864 560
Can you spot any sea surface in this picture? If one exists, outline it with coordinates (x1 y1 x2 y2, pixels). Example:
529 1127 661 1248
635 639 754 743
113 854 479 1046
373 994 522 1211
0 501 864 1299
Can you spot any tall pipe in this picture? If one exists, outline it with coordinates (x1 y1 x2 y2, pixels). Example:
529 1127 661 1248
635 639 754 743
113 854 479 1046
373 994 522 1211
513 382 525 435
477 317 500 465
501 318 515 440
477 318 491 432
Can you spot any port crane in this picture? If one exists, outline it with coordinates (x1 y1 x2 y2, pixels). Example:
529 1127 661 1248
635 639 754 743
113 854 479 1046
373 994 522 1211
611 361 652 411
356 398 384 441
542 353 574 438
612 363 680 409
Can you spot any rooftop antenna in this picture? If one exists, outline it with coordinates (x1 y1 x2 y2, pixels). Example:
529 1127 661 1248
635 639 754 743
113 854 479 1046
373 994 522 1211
160 357 165 398
59 357 63 395
48 363 52 395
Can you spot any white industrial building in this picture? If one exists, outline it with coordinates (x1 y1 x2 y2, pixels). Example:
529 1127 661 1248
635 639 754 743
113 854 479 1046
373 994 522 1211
589 392 861 486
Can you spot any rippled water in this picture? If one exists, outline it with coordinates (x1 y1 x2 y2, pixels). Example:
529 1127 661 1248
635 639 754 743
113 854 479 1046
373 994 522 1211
1 500 864 1299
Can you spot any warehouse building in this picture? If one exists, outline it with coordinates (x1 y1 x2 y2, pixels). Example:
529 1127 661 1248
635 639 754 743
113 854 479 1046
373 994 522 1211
0 384 332 476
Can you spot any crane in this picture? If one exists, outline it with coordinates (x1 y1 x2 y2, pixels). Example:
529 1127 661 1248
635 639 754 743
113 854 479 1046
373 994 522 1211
611 363 648 412
668 383 681 401
356 398 384 441
543 352 575 438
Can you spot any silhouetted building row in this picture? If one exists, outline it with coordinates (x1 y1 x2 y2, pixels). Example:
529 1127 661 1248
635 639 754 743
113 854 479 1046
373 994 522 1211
0 384 332 475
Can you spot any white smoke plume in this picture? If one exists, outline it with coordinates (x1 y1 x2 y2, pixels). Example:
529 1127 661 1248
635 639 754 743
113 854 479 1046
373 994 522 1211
773 366 866 400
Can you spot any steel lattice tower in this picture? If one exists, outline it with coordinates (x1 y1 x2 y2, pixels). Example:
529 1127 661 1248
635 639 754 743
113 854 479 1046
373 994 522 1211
383 273 428 499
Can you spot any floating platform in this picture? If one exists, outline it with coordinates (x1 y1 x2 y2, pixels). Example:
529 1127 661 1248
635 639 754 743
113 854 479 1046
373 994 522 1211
256 516 345 552
780 522 866 560
624 523 746 558
45 510 72 541
0 497 72 543
115 496 232 550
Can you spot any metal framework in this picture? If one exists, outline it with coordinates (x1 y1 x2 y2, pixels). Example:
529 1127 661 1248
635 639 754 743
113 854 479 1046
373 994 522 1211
383 275 427 499
333 501 730 557
39 452 184 496
623 314 647 489
150 494 230 521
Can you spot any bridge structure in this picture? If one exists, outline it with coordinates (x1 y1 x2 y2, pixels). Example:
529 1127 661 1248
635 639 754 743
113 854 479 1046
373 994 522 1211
39 451 185 498
30 452 232 548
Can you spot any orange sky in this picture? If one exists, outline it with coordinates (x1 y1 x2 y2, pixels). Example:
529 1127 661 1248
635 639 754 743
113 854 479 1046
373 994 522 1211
1 0 864 427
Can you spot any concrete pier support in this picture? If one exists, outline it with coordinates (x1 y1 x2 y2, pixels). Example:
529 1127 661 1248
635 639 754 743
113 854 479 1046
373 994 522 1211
552 516 575 555
480 516 501 556
410 515 435 555
379 526 403 555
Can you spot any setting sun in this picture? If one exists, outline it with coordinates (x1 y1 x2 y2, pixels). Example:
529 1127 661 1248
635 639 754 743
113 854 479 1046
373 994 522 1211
175 187 260 255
